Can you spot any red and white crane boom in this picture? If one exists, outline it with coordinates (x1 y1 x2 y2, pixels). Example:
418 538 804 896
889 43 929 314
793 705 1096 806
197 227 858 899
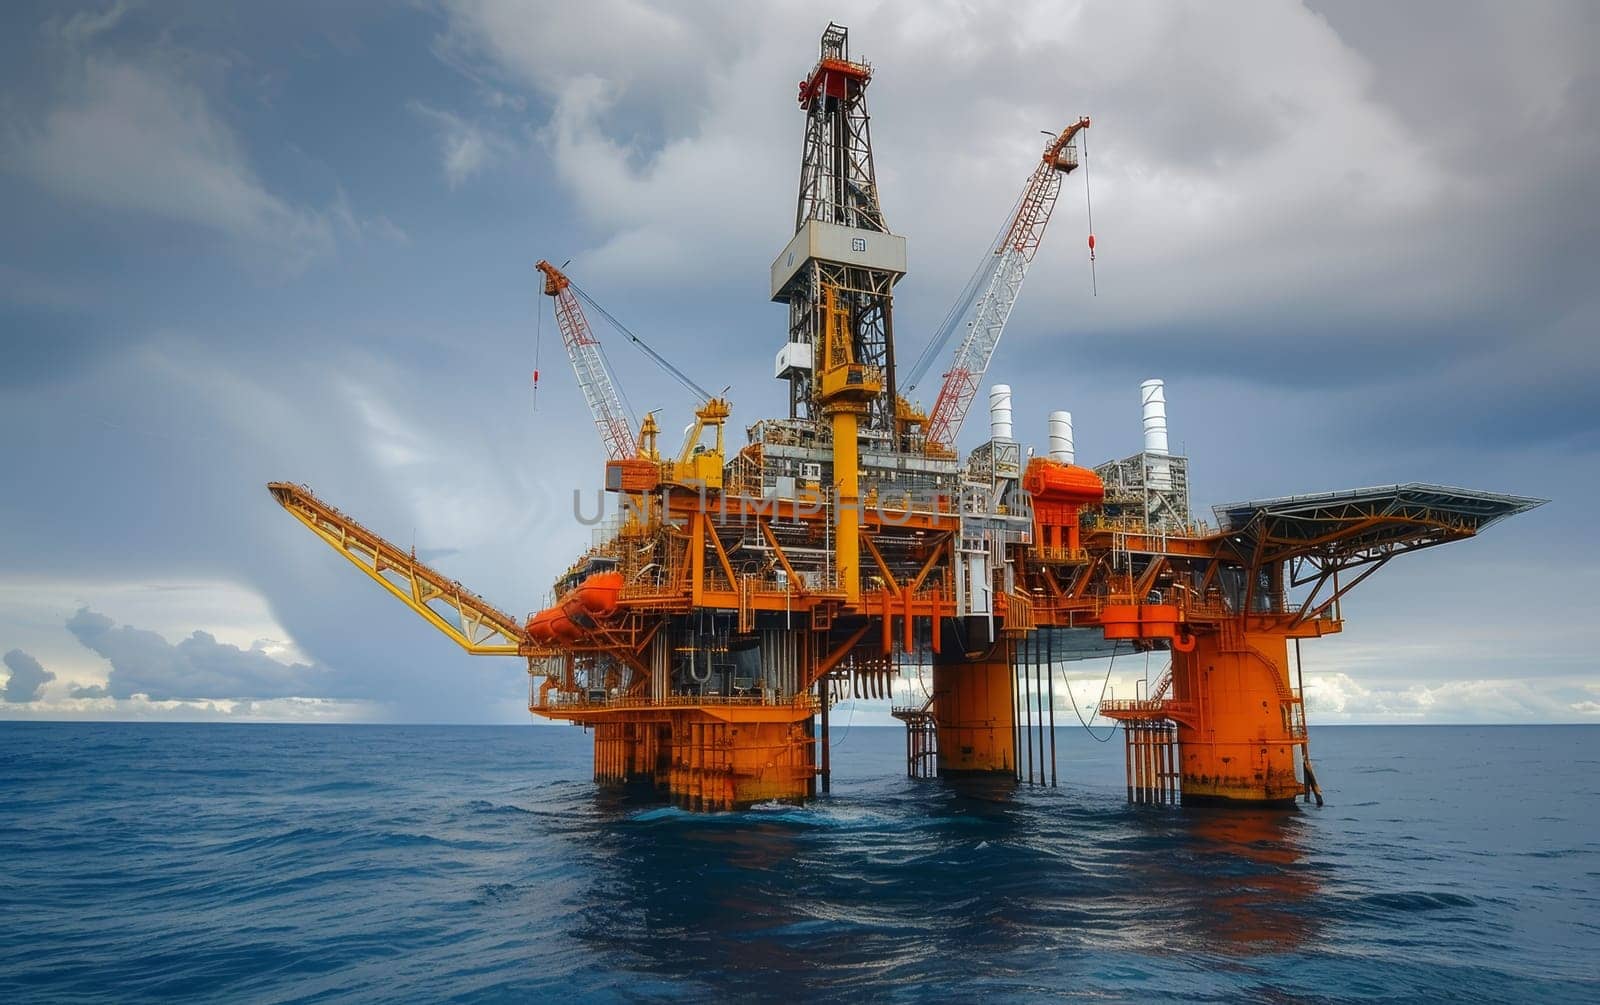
536 260 638 461
922 117 1090 450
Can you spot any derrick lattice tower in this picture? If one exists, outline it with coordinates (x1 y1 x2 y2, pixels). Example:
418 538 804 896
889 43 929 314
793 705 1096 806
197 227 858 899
775 22 906 439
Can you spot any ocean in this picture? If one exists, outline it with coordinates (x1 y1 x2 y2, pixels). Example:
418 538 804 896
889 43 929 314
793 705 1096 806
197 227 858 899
1 722 1595 1002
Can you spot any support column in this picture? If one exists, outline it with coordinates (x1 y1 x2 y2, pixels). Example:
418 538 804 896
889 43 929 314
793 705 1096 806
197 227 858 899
1171 620 1303 806
652 712 814 809
932 639 1016 775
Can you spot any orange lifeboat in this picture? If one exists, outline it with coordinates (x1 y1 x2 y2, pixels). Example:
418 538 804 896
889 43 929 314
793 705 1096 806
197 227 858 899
549 608 582 642
573 571 623 617
525 571 624 646
526 608 560 644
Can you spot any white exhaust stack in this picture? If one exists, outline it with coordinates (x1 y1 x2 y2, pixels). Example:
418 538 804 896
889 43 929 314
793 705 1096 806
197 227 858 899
1141 379 1169 454
989 384 1013 441
1048 410 1074 464
1141 378 1172 489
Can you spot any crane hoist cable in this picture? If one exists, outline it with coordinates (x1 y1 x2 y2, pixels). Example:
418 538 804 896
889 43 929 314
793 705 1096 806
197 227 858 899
567 280 714 403
1082 125 1097 296
903 185 1028 393
919 116 1091 450
537 259 637 460
531 287 544 409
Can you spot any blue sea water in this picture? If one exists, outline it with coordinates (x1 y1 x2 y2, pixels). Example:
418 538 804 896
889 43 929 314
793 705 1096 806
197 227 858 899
1 722 1596 1003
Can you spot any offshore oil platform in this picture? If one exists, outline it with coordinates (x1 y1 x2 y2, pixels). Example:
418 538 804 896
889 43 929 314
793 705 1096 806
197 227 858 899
270 24 1542 810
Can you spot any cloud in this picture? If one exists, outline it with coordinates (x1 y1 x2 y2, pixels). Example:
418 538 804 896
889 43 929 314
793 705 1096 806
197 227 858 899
46 0 136 46
64 606 344 701
2 43 334 270
431 0 1599 453
330 186 410 245
2 649 56 702
407 101 512 189
69 683 109 699
436 1 1449 304
21 692 378 724
1305 670 1600 724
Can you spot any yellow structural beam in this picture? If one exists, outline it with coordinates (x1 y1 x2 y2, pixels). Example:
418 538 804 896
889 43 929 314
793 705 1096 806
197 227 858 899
267 482 526 656
816 285 880 607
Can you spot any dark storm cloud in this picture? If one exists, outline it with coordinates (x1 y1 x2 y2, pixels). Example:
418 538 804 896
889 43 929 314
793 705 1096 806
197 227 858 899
65 607 345 701
2 649 55 702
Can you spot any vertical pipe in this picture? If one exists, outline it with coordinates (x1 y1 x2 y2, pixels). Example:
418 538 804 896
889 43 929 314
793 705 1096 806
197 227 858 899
1148 727 1157 804
1124 725 1134 802
1031 633 1039 786
1032 635 1041 786
1139 725 1149 803
833 409 861 605
1158 726 1168 803
1134 725 1143 803
1130 725 1139 803
1161 726 1170 803
1169 725 1178 803
1013 653 1023 781
818 676 831 794
1012 640 1024 782
1046 629 1058 787
1022 639 1034 784
1154 726 1162 804
1171 725 1179 803
1143 726 1152 803
1033 634 1046 788
1146 726 1156 804
1137 726 1145 804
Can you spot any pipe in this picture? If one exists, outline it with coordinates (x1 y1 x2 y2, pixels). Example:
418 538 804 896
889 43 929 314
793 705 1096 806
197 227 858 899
1140 379 1168 455
819 676 831 794
1013 647 1023 781
1047 410 1074 464
833 408 862 605
1047 628 1057 787
1036 642 1046 784
1022 638 1034 784
989 384 1013 441
1141 379 1172 491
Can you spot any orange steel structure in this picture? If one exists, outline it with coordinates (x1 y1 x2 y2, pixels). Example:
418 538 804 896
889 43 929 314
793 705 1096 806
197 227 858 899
269 24 1544 811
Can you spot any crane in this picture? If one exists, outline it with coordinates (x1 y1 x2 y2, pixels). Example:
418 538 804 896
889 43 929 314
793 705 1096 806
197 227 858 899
919 117 1090 450
535 259 715 468
536 260 638 461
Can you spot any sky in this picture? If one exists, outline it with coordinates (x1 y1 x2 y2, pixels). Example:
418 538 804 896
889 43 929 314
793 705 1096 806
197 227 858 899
0 0 1595 726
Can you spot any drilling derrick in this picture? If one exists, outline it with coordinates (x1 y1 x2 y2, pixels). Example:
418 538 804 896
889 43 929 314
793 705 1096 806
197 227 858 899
269 22 1545 812
776 22 906 439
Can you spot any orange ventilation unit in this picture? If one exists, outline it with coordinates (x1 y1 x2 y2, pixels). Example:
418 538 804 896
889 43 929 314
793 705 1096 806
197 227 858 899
1023 457 1103 560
